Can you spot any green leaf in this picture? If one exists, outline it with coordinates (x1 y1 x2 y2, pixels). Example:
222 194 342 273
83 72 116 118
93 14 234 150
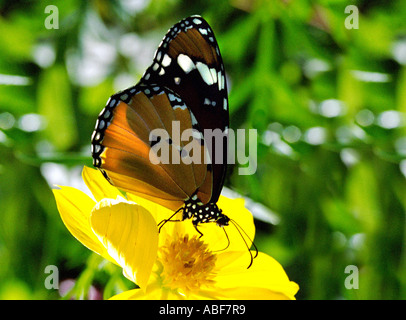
37 65 77 150
345 162 381 232
321 198 361 235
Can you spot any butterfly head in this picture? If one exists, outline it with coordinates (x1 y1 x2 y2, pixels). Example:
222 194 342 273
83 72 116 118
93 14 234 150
215 213 230 228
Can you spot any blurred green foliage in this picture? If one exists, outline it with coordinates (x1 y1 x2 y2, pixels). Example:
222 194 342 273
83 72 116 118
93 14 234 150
1 0 406 300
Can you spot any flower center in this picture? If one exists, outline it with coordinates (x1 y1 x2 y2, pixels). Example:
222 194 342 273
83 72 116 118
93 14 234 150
157 234 217 295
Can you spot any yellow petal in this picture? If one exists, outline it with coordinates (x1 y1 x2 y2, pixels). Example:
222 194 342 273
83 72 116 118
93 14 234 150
126 193 176 224
109 289 148 300
109 285 186 300
52 186 114 263
90 199 159 290
82 166 123 202
109 283 161 300
213 251 299 300
208 287 295 300
126 192 188 244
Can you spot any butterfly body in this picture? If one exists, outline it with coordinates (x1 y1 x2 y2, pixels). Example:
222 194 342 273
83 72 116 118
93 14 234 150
183 194 229 227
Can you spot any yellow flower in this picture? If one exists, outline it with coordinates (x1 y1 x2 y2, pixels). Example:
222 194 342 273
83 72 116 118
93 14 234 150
53 166 299 300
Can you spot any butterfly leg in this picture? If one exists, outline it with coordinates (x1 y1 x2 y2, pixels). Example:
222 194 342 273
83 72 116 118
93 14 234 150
194 224 204 238
158 207 183 233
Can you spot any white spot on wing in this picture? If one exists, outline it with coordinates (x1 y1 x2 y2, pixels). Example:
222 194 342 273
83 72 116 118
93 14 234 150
217 71 222 90
156 50 162 62
177 54 196 74
173 103 187 110
210 68 218 83
168 93 176 102
103 110 111 118
190 112 198 125
162 54 172 67
109 99 116 107
196 62 214 85
168 93 182 103
199 28 208 35
193 130 203 140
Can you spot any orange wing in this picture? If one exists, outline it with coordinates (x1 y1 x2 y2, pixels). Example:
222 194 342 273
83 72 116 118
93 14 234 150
91 84 211 211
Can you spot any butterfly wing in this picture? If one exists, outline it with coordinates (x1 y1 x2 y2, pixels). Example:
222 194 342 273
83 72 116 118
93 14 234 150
91 83 211 211
141 15 229 204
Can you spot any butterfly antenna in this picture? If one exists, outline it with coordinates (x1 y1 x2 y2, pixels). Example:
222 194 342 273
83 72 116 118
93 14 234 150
229 219 258 268
158 207 183 233
212 227 231 253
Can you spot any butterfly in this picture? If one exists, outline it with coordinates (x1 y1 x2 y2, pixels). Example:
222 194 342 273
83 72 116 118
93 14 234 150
91 15 257 267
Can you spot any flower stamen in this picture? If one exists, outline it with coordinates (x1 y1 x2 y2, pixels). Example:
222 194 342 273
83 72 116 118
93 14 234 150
157 234 217 295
